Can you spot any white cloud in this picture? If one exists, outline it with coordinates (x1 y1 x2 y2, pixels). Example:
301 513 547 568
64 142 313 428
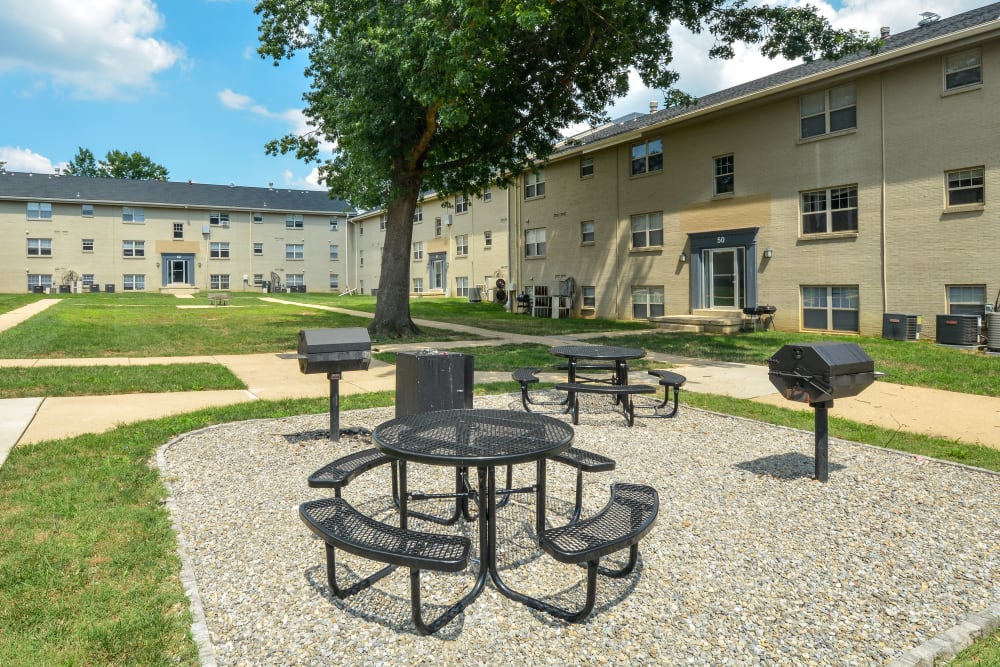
0 0 183 98
281 167 326 191
0 146 58 173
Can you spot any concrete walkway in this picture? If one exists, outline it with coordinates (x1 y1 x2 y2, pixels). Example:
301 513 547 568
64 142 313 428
2 298 1000 466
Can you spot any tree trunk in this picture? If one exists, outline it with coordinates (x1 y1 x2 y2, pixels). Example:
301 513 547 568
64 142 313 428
369 168 422 338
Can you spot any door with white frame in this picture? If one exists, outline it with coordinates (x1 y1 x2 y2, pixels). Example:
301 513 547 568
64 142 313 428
701 247 746 310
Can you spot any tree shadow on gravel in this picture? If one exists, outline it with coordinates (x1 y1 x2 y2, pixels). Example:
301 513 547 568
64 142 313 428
735 452 846 480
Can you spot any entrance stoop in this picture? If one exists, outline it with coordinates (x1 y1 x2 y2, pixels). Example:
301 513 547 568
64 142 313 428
649 311 744 334
160 284 200 297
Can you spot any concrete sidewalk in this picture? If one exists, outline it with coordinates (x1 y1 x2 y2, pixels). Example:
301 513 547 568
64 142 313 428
2 297 999 467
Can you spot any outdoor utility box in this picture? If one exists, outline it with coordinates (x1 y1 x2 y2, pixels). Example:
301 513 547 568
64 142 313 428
935 314 980 346
395 350 474 417
768 342 876 405
104 284 115 293
89 284 100 293
882 313 921 341
297 327 372 375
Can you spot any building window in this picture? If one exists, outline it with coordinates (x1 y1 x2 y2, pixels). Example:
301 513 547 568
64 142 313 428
524 171 546 199
714 154 734 195
359 250 364 267
580 156 595 178
456 195 469 214
285 243 304 260
253 243 264 256
630 212 663 248
456 277 469 297
253 274 264 286
27 274 53 290
82 274 94 286
801 186 858 234
122 240 145 257
286 274 304 288
631 139 663 176
27 202 53 220
800 83 856 139
946 168 984 207
525 228 546 257
122 207 144 223
944 49 981 91
253 213 264 224
210 242 230 259
210 274 231 290
413 206 423 223
631 286 664 319
434 217 442 237
123 274 145 291
483 188 492 202
456 235 468 256
173 223 184 239
329 244 339 260
413 241 424 260
581 221 595 244
209 212 230 227
412 277 424 293
947 285 986 315
27 238 52 256
82 239 94 252
379 214 387 230
582 286 596 309
81 204 94 217
329 215 339 230
483 230 493 248
802 286 859 332
329 273 340 289
285 214 304 229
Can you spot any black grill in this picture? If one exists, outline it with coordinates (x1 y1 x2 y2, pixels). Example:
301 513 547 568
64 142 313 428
297 327 372 440
767 342 878 481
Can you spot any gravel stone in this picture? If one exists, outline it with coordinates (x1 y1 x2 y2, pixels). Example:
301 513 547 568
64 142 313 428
158 394 1000 666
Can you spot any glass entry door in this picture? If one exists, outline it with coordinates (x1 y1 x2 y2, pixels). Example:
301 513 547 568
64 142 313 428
701 247 745 309
169 259 189 284
428 253 447 291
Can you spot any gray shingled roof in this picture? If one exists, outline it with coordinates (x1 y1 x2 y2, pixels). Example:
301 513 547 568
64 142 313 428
555 1 1000 154
0 171 354 215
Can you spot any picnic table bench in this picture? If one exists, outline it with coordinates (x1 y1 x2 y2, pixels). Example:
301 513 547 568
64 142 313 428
208 291 231 305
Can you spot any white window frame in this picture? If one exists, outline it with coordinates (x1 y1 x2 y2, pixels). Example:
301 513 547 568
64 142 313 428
253 213 264 224
27 274 53 290
329 273 340 289
947 285 986 315
455 277 469 297
946 167 984 207
123 274 145 291
525 228 546 257
329 244 339 260
328 215 339 230
412 277 424 293
434 217 442 237
944 49 982 91
122 206 144 223
82 238 94 252
81 204 94 217
285 243 304 260
801 186 858 235
285 214 304 229
253 243 264 256
122 240 145 258
253 274 264 286
802 285 859 332
630 139 663 176
630 212 663 249
413 241 424 260
455 195 469 214
714 154 734 195
173 223 184 240
209 242 230 259
412 206 423 223
27 238 52 256
379 214 387 230
285 273 305 288
524 171 546 199
582 286 596 309
27 202 53 220
456 235 469 257
210 274 231 289
483 188 492 202
209 211 230 227
82 274 94 286
581 220 595 244
631 286 664 319
800 83 856 139
483 230 493 248
580 156 595 178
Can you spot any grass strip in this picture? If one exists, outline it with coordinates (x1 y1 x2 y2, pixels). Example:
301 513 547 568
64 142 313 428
0 364 246 398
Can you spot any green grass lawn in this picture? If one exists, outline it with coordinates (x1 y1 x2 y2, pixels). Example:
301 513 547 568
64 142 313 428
0 364 245 398
0 294 44 315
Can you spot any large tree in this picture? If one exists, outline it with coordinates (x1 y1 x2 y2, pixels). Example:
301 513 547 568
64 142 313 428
61 147 169 180
256 0 878 338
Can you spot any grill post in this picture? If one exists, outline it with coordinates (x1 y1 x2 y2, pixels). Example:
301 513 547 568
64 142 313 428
813 401 831 482
328 372 342 441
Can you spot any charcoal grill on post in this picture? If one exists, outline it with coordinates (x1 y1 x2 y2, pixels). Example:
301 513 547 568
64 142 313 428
297 327 372 441
767 342 878 481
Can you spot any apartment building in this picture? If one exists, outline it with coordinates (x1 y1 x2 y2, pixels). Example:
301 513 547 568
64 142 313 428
0 172 354 294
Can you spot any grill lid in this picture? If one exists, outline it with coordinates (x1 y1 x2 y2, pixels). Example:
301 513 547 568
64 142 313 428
768 342 876 403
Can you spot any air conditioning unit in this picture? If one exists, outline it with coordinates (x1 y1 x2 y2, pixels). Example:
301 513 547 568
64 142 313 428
202 224 211 235
882 313 921 341
986 312 1000 351
936 314 980 346
444 214 453 226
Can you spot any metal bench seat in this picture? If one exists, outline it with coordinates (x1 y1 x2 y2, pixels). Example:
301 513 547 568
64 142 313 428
512 367 570 412
308 448 393 496
299 497 472 635
645 369 687 418
550 447 616 522
533 483 659 622
555 381 655 426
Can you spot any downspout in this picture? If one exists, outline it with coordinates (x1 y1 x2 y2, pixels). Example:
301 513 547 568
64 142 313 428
505 184 513 311
880 74 889 312
615 149 623 319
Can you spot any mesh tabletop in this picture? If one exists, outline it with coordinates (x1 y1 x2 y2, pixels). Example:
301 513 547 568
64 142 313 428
549 344 646 361
372 409 574 467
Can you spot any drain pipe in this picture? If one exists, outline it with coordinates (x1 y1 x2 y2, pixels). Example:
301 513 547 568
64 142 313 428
880 74 889 312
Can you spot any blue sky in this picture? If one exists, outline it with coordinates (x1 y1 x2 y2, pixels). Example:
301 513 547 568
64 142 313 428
0 0 986 192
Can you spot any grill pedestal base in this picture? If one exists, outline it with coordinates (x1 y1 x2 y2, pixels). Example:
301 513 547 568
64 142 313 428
813 401 832 482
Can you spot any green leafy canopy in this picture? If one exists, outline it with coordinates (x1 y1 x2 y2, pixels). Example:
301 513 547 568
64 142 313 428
61 147 169 181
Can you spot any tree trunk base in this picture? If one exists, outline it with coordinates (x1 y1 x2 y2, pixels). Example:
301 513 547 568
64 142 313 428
368 319 422 339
